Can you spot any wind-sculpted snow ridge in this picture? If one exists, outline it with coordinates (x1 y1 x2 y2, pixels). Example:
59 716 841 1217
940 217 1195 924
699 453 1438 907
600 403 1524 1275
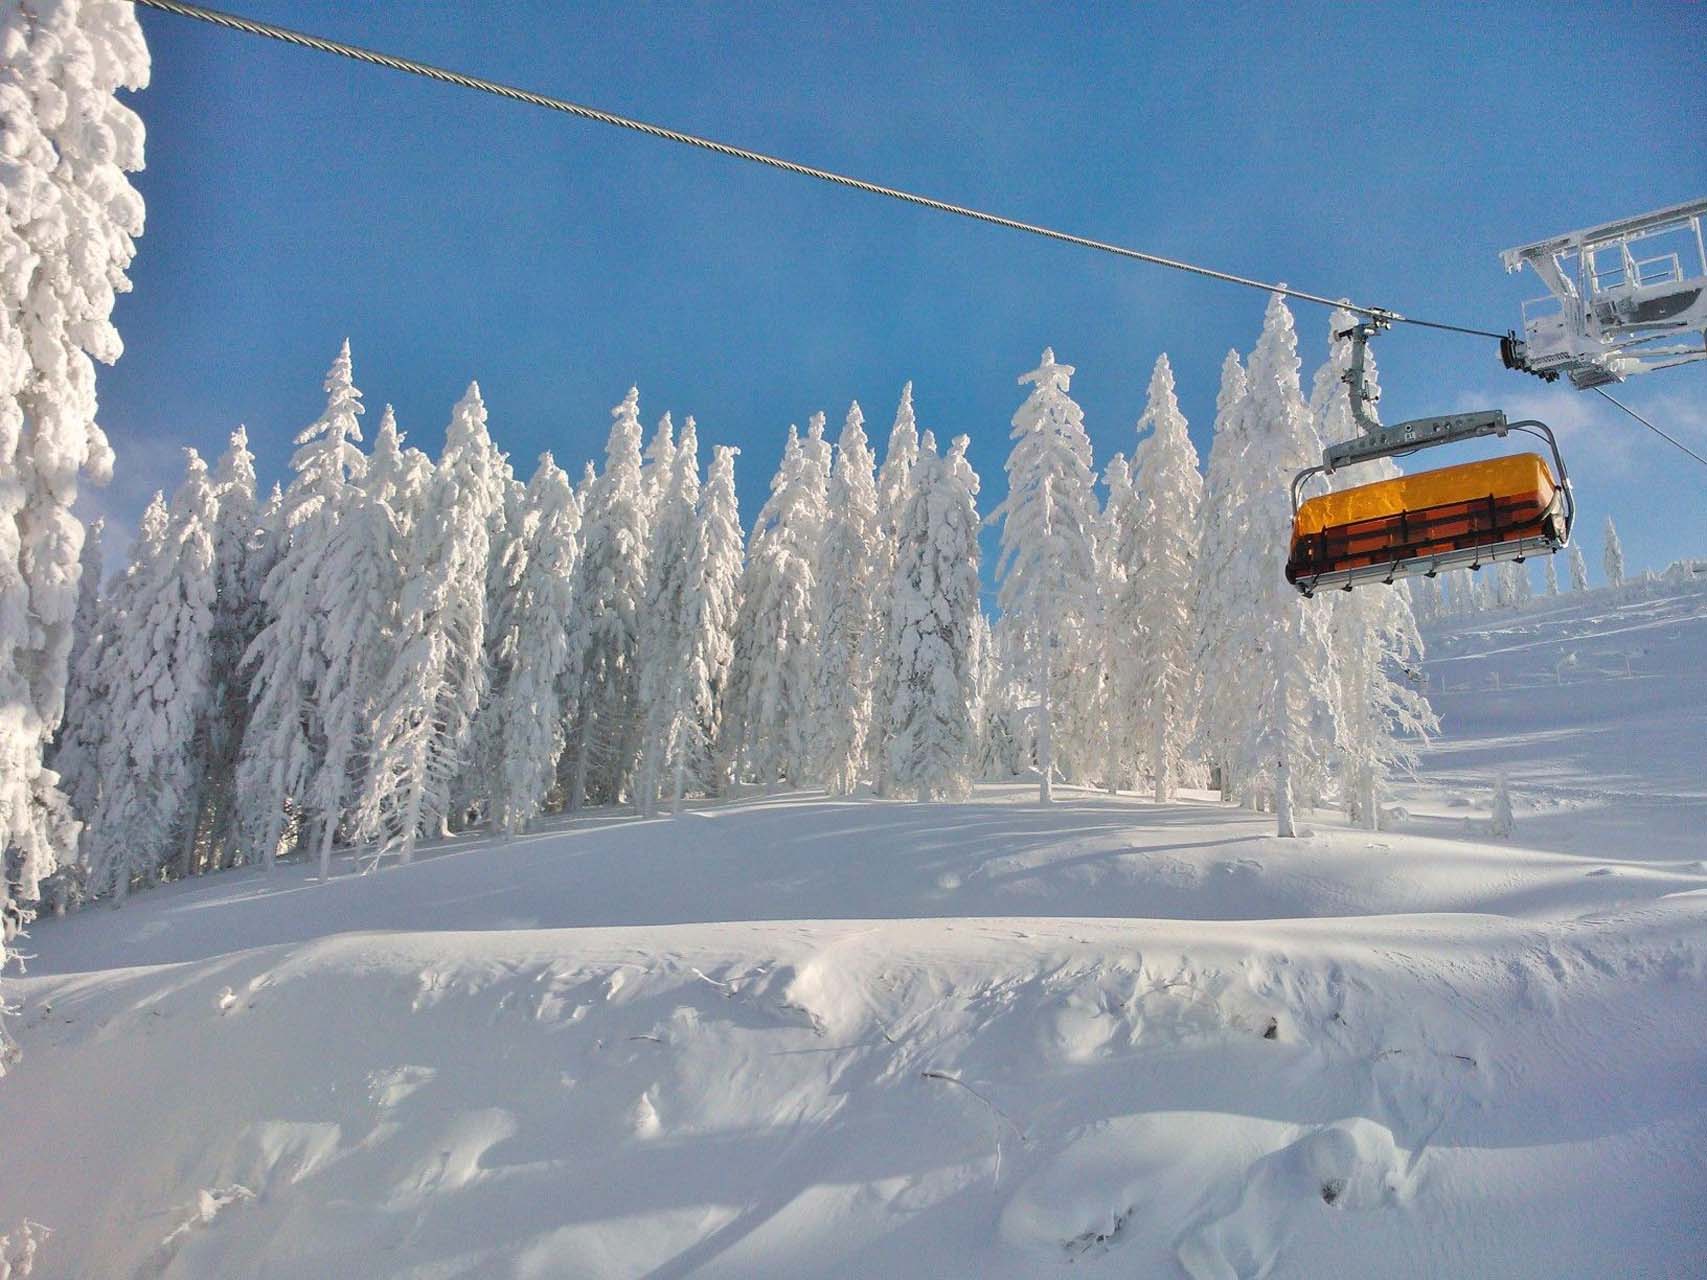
3 903 1704 1278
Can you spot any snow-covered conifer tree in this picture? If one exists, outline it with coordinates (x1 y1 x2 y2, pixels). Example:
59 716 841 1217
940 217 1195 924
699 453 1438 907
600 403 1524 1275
52 519 106 827
636 418 702 816
993 349 1101 804
1544 557 1560 596
1192 350 1255 801
1569 543 1590 592
814 402 881 794
667 444 744 809
306 482 395 878
236 342 365 869
85 451 217 899
1097 453 1144 792
563 389 651 808
867 384 920 794
1127 353 1204 801
1 0 148 938
179 426 266 871
58 498 166 845
724 425 823 788
490 455 583 834
1497 560 1533 610
1602 515 1625 587
887 434 982 800
642 412 677 520
1309 312 1436 828
357 383 496 859
1237 294 1340 836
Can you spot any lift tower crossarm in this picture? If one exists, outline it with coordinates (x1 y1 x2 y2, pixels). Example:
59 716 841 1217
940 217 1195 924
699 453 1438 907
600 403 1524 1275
1500 197 1707 272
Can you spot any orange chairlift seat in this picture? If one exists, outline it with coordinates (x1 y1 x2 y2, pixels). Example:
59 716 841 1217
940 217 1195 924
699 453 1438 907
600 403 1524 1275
1287 452 1571 593
1288 318 1574 597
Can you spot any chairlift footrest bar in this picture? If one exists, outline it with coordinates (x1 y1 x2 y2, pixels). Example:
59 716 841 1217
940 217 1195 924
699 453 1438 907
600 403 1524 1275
1292 534 1565 597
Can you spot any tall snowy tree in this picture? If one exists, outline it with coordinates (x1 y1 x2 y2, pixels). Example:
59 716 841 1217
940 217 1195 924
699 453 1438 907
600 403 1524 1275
636 417 702 816
1569 543 1590 592
85 451 217 900
867 383 920 794
563 389 650 809
1126 353 1205 802
1496 560 1533 610
1192 350 1256 802
1309 311 1436 828
1 0 148 947
642 412 677 521
1544 556 1560 596
724 424 824 789
814 401 881 794
236 341 365 869
887 434 982 800
1097 452 1145 792
1237 294 1341 835
182 426 266 872
356 383 496 860
993 349 1101 804
666 444 744 809
490 455 583 835
51 517 106 829
1602 515 1625 587
58 497 166 846
306 481 395 878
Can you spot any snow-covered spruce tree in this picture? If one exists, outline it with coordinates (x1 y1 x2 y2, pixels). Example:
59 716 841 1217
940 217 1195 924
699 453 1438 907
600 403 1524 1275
452 405 516 831
978 614 1029 779
1496 560 1532 610
642 411 677 522
1602 514 1625 587
1127 353 1205 802
993 349 1101 804
306 480 396 878
887 434 982 800
723 424 824 789
866 383 920 794
814 401 881 794
563 389 650 809
177 426 265 873
1569 543 1590 592
236 341 365 870
1309 312 1436 828
1237 294 1341 836
1 0 147 948
356 383 495 860
490 455 582 834
50 518 105 822
636 417 702 816
1191 349 1256 802
1097 452 1144 792
1544 556 1560 596
85 451 217 900
666 443 744 809
58 497 165 849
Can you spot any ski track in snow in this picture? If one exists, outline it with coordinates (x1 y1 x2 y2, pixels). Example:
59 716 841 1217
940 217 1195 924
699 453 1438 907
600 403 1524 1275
2 580 1704 1278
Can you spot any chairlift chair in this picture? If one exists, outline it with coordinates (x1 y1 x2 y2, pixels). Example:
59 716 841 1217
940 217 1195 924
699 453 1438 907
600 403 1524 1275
1286 318 1574 598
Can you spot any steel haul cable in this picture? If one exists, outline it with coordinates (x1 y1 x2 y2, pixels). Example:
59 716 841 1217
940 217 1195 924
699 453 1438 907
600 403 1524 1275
127 0 1500 337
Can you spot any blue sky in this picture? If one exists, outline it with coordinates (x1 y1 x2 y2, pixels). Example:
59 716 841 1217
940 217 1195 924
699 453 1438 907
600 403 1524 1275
94 0 1706 584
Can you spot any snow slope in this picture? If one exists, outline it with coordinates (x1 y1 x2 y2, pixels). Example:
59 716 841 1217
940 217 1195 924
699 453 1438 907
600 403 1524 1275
3 579 1704 1278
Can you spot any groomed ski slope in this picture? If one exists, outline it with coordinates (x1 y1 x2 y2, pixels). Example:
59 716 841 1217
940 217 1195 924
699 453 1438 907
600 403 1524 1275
4 577 1704 1279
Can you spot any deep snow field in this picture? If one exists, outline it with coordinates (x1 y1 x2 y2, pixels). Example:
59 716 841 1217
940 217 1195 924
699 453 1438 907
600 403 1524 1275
4 576 1704 1279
